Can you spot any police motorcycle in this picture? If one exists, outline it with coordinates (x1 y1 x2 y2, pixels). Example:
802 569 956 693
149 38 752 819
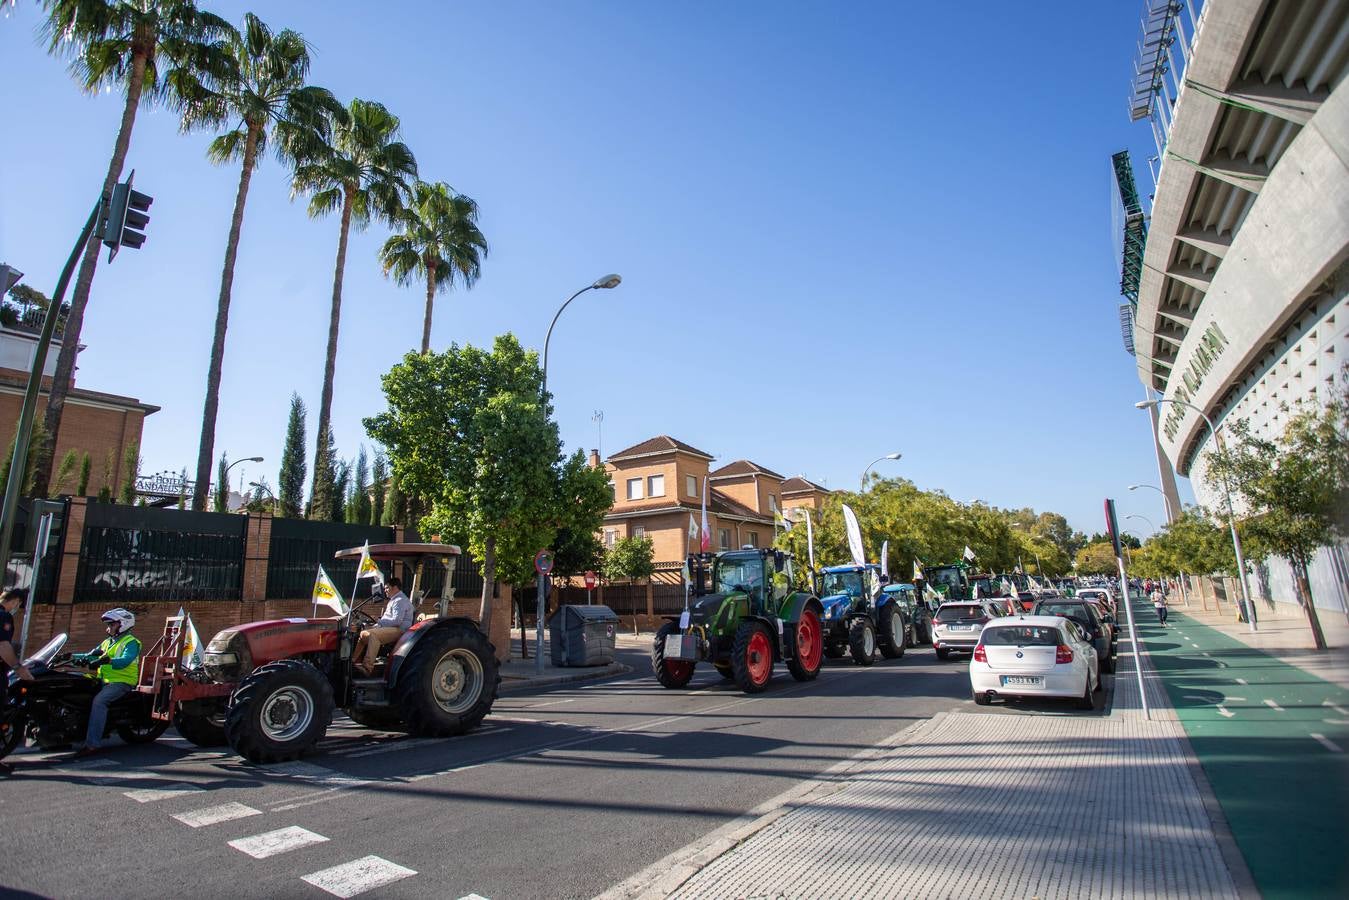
0 633 166 759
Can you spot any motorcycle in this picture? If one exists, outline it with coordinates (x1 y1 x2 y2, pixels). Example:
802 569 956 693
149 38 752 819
1 633 167 759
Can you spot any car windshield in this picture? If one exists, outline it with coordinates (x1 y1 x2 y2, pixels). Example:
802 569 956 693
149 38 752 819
934 605 984 622
821 571 865 598
714 555 765 595
1038 603 1093 624
928 568 963 592
981 626 1062 646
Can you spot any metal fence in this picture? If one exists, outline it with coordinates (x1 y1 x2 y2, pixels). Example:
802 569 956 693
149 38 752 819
652 583 687 615
76 503 247 603
265 518 393 601
602 582 647 617
3 498 67 604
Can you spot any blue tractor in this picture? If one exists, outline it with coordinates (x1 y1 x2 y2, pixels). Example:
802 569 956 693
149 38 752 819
816 564 907 665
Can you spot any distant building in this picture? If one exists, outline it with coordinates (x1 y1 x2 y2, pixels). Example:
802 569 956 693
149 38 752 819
0 326 157 497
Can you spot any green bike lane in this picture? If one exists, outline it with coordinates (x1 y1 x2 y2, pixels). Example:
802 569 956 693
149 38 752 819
1135 598 1349 898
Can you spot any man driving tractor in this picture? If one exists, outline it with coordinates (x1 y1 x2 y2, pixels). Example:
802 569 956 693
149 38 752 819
70 608 141 757
352 577 414 676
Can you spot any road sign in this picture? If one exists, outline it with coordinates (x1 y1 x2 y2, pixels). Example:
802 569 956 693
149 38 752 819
583 570 597 590
534 549 554 576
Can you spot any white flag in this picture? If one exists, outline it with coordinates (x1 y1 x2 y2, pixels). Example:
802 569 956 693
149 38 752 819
804 509 815 571
313 565 349 615
963 545 976 562
842 503 865 568
880 540 889 580
174 608 205 670
356 540 385 584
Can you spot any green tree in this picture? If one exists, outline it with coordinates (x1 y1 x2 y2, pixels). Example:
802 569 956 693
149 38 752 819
379 181 487 354
119 441 139 504
366 334 568 628
185 11 339 509
382 476 406 527
0 419 47 499
370 449 388 526
277 392 306 517
1205 388 1349 650
213 452 229 512
331 457 350 523
33 0 232 496
77 451 92 496
308 420 336 520
1074 541 1117 577
347 445 370 524
603 535 655 582
49 449 80 497
292 97 417 509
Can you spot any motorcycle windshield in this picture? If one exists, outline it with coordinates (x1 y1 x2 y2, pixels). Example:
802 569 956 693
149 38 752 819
24 632 67 667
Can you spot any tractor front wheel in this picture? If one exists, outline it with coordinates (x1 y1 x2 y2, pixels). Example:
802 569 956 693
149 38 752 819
173 704 227 747
731 621 774 693
849 618 876 666
652 623 695 689
786 608 824 682
394 624 500 737
226 660 333 764
879 607 906 660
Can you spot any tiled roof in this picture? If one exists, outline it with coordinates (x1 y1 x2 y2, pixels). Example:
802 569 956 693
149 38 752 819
709 459 785 480
602 489 771 525
607 434 714 462
781 476 829 495
707 488 764 520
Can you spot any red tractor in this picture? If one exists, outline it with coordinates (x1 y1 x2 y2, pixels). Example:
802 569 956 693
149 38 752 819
197 543 499 763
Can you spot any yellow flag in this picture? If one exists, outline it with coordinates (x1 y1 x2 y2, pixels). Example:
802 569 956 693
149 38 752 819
913 560 923 581
356 540 385 585
313 565 349 615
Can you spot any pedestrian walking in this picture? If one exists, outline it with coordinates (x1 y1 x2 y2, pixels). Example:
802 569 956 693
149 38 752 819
1151 588 1168 626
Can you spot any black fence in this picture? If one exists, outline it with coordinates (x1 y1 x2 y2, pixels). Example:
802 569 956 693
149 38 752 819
3 498 68 604
266 518 394 601
76 503 247 603
602 582 647 617
652 583 687 614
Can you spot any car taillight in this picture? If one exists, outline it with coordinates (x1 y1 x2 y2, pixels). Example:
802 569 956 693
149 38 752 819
973 645 987 663
1056 644 1073 664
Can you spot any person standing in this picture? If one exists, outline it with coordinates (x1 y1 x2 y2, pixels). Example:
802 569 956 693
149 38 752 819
70 608 141 757
1151 587 1168 626
1 590 35 776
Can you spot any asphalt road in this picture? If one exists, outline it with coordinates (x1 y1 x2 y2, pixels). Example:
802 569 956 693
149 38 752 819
0 638 1109 899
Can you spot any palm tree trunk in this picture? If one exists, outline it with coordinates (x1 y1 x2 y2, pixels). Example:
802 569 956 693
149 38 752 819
33 48 149 497
311 186 355 506
420 261 436 354
192 123 262 510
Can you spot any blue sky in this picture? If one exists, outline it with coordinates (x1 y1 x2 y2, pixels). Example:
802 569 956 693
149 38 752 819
0 0 1186 537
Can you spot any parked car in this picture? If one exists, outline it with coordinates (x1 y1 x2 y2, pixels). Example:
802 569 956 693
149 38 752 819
1075 587 1114 614
1032 598 1115 674
931 601 1003 659
882 583 931 645
970 615 1101 709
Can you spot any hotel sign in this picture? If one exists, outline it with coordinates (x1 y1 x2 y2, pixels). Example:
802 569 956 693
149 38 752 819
1162 321 1230 442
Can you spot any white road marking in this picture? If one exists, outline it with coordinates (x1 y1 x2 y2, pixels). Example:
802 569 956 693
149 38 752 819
522 697 578 709
229 825 329 859
1227 697 1247 701
457 895 491 900
172 802 262 828
1323 718 1349 725
344 738 440 758
1310 733 1344 753
1217 705 1234 718
301 855 416 898
1263 699 1285 712
1236 677 1249 685
1323 700 1348 716
1183 694 1212 701
123 783 206 803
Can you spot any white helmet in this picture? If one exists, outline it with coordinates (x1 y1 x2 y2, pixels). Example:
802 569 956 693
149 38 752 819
101 608 135 633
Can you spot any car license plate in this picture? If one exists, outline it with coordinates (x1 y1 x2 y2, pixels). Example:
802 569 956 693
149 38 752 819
950 624 972 630
1002 675 1044 686
664 634 698 661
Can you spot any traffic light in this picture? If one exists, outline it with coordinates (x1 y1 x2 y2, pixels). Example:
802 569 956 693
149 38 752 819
101 169 152 262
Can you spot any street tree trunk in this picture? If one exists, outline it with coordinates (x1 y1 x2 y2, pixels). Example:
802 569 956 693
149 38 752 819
420 259 436 354
1294 555 1328 650
33 45 150 497
480 532 496 633
192 122 262 510
310 186 356 508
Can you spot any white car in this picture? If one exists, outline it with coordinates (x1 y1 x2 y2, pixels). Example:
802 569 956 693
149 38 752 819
969 615 1100 709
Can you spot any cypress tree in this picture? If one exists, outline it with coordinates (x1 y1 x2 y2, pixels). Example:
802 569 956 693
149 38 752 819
348 445 370 524
371 450 388 526
119 442 139 505
77 452 92 496
278 393 307 518
214 453 229 512
309 425 335 521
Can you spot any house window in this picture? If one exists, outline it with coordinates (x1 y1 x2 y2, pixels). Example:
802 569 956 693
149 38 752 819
608 481 616 500
768 494 778 512
718 528 730 550
633 525 646 539
747 531 759 547
648 474 665 497
687 475 697 497
626 478 643 500
604 529 617 548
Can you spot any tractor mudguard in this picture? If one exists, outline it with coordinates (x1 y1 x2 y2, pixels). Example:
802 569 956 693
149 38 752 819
385 617 481 684
779 591 822 624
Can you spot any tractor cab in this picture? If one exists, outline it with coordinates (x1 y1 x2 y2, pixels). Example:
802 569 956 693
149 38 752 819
817 564 881 621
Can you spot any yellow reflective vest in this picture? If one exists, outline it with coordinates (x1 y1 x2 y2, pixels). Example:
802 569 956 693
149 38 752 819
95 633 141 685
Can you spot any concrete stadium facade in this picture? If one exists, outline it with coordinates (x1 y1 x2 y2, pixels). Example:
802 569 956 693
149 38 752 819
1128 0 1349 612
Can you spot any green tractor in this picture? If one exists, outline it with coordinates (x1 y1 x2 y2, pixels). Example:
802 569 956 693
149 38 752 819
651 548 825 693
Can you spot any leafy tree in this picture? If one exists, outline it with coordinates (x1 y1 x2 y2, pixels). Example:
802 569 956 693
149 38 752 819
32 0 233 496
370 449 387 526
118 441 139 504
0 419 47 499
292 97 417 509
308 423 336 521
77 451 91 496
603 535 655 582
1205 386 1348 650
49 449 80 497
277 393 306 517
213 452 229 512
347 445 370 524
1074 541 1117 577
185 11 339 509
330 458 351 523
382 474 406 527
380 181 487 354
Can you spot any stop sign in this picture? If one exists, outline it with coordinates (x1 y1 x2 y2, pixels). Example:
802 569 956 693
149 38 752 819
584 570 597 590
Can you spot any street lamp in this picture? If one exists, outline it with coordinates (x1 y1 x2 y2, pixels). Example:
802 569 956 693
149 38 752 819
247 480 278 515
217 456 263 506
541 274 622 401
1125 513 1155 532
861 451 902 490
1135 398 1254 630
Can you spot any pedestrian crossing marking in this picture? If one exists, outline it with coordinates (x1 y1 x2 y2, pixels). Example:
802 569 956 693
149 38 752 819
172 802 262 828
301 855 416 897
229 825 329 859
123 783 205 802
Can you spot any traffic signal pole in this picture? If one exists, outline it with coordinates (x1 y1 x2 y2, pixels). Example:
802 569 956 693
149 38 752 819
0 199 102 578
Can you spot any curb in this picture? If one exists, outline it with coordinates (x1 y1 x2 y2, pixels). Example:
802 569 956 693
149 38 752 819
499 662 631 693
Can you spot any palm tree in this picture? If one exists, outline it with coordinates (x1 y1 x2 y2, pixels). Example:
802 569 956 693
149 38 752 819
32 0 232 497
379 182 487 354
291 98 416 517
181 12 339 510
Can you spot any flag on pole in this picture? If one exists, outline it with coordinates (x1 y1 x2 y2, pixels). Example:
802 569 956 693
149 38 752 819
804 509 815 571
688 512 698 546
1001 577 1016 597
312 565 349 615
963 545 976 562
356 540 385 584
775 510 793 533
175 607 205 670
842 503 865 567
880 540 889 580
700 478 711 552
913 560 923 581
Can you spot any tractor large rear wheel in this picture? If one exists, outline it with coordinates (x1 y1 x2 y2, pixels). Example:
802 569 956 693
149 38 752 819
393 624 499 737
731 620 774 693
226 660 333 764
879 606 906 660
652 623 695 689
849 618 876 666
786 608 824 682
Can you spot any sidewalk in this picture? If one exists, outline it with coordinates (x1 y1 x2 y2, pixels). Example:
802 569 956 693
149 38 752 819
608 617 1253 900
496 629 641 693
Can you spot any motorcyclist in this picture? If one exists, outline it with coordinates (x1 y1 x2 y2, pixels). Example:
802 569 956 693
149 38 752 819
69 608 141 758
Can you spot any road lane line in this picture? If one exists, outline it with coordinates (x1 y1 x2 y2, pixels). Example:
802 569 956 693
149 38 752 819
229 825 329 859
522 697 579 708
1263 699 1285 712
123 783 206 803
1323 718 1349 725
1323 700 1348 716
1217 705 1234 718
301 855 416 898
173 802 262 828
1310 733 1344 753
1236 678 1248 685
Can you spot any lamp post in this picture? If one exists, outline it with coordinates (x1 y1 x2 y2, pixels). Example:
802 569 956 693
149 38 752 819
861 451 902 490
247 481 278 515
539 274 621 673
1129 485 1192 607
217 456 263 511
1136 398 1254 630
